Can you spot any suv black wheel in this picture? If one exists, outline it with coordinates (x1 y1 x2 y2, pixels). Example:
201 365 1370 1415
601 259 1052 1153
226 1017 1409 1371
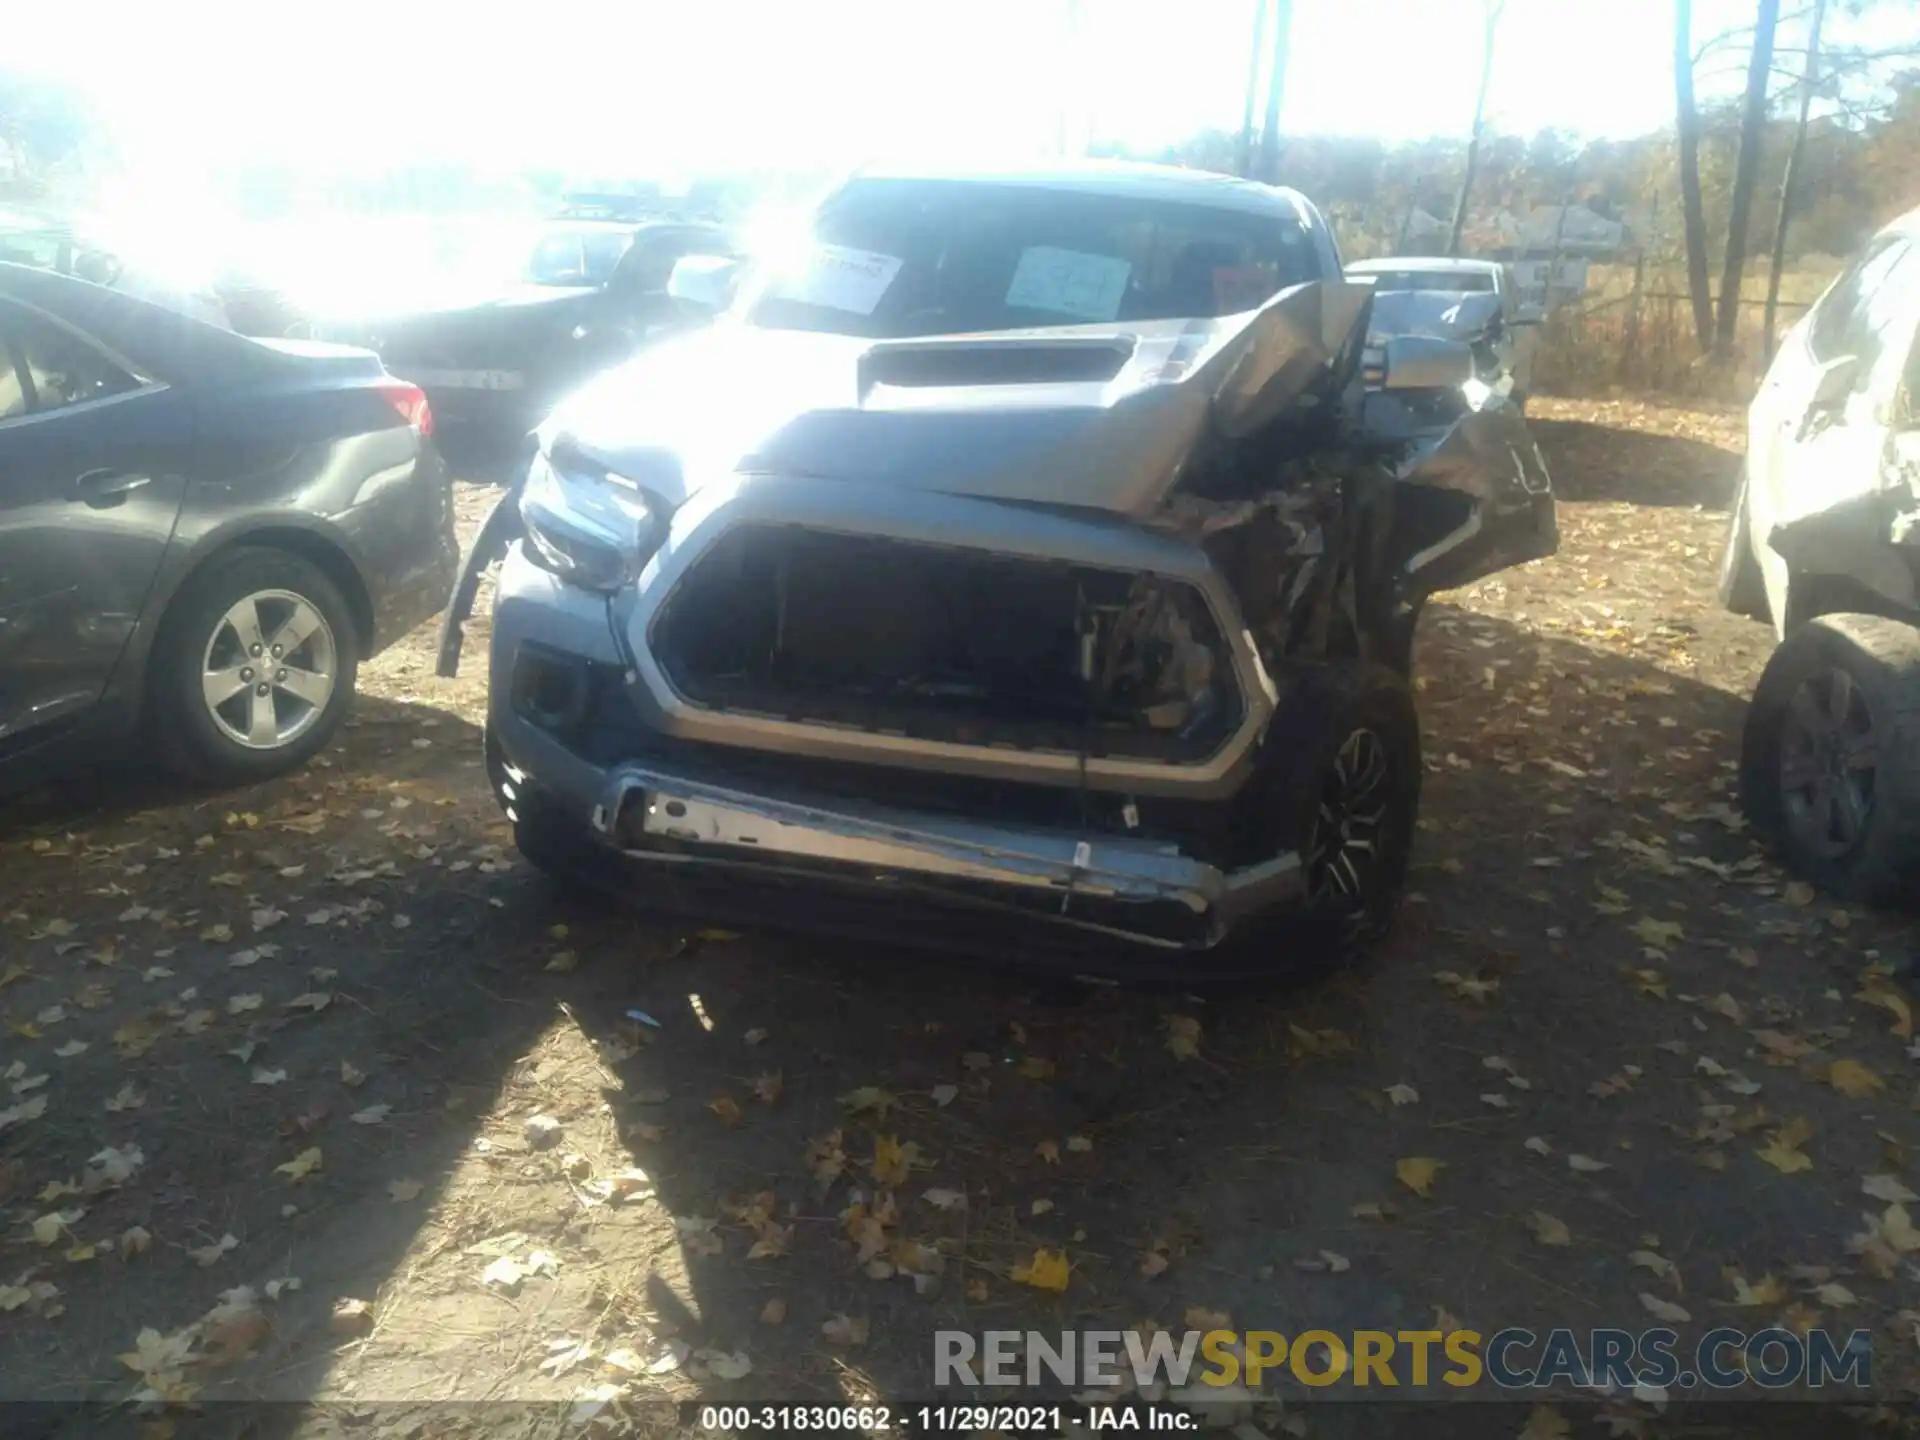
1740 613 1920 904
1218 663 1422 973
151 547 359 784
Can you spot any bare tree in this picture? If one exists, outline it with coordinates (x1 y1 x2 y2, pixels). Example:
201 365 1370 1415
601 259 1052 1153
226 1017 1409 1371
1256 0 1293 182
1236 0 1270 179
1714 0 1782 353
1764 0 1825 359
1675 0 1716 352
1447 0 1507 256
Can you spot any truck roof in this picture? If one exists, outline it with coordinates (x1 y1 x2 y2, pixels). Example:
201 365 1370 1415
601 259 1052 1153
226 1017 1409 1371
852 158 1322 226
1346 257 1504 276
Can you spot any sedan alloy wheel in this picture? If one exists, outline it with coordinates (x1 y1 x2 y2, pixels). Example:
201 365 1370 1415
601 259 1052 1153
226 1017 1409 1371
200 589 338 750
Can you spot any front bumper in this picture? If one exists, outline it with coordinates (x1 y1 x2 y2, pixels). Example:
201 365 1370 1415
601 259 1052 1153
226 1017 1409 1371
484 550 1302 953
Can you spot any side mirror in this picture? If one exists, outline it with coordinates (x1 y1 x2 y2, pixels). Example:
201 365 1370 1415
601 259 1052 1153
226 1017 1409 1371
1381 334 1475 391
666 254 741 316
1809 353 1860 410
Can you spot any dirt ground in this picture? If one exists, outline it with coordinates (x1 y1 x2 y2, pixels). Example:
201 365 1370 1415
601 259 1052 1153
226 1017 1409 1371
3 397 1920 1438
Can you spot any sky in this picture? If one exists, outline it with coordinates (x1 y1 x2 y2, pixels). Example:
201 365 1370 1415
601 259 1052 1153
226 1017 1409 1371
6 0 1888 186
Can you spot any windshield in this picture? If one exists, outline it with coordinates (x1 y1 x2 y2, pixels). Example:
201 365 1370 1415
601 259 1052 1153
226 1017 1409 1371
1359 268 1496 294
524 226 633 286
741 178 1323 339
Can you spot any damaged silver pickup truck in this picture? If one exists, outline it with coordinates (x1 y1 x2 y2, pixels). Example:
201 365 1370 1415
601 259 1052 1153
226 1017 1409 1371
439 161 1557 972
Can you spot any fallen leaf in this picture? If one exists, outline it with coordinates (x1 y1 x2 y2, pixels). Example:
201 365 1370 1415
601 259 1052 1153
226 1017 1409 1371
1632 917 1684 949
1864 1175 1920 1204
1640 1292 1692 1323
743 1027 768 1046
387 1178 423 1203
340 1061 367 1087
285 992 332 1014
1385 1083 1420 1107
1813 1282 1859 1307
821 1313 868 1347
103 1082 145 1112
1729 1273 1786 1307
188 1234 239 1267
1828 1060 1885 1099
1010 1248 1070 1291
0 1093 50 1132
1527 1212 1572 1247
251 1068 288 1087
838 1086 897 1118
1518 1405 1573 1440
1066 1134 1093 1153
1396 1157 1441 1197
709 1095 744 1127
705 1350 753 1381
1858 983 1914 1039
350 1104 391 1126
871 1134 913 1186
275 1147 322 1183
482 1256 525 1292
1567 1154 1611 1174
760 1298 786 1324
1166 1015 1201 1059
31 1208 82 1246
1432 969 1500 1002
930 1083 958 1107
1036 1139 1061 1165
1757 1117 1815 1175
1629 1249 1673 1280
923 1187 968 1211
751 1072 784 1105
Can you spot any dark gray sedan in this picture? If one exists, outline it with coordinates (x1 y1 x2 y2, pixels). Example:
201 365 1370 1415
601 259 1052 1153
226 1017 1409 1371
0 261 457 790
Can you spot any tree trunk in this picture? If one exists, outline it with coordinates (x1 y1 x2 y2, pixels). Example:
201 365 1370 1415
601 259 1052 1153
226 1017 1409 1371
1714 0 1782 353
1448 1 1504 257
1256 0 1292 182
1764 0 1825 360
1236 0 1269 179
1675 0 1715 353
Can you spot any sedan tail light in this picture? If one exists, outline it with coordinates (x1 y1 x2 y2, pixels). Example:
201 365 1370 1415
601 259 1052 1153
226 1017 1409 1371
378 380 434 439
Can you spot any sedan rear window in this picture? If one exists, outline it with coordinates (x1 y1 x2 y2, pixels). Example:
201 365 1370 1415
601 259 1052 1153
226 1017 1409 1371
743 178 1323 339
525 227 634 287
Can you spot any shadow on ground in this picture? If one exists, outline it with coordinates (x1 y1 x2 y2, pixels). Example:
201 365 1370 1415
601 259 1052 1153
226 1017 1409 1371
7 578 1916 1440
1530 416 1744 510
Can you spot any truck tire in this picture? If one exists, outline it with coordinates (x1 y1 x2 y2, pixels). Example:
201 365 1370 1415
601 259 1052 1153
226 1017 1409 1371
1718 464 1768 619
1218 662 1422 973
1739 613 1920 905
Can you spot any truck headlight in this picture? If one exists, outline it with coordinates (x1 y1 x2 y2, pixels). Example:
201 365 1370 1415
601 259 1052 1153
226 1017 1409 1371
518 449 662 592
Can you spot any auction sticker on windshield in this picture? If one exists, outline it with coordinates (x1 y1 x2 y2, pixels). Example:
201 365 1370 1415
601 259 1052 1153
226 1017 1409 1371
770 244 903 315
1005 246 1132 322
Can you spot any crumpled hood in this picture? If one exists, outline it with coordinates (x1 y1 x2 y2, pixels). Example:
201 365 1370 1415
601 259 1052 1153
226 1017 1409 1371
545 279 1372 519
1366 289 1503 345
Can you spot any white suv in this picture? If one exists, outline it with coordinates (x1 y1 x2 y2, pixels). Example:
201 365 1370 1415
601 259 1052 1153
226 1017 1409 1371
1719 206 1920 902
